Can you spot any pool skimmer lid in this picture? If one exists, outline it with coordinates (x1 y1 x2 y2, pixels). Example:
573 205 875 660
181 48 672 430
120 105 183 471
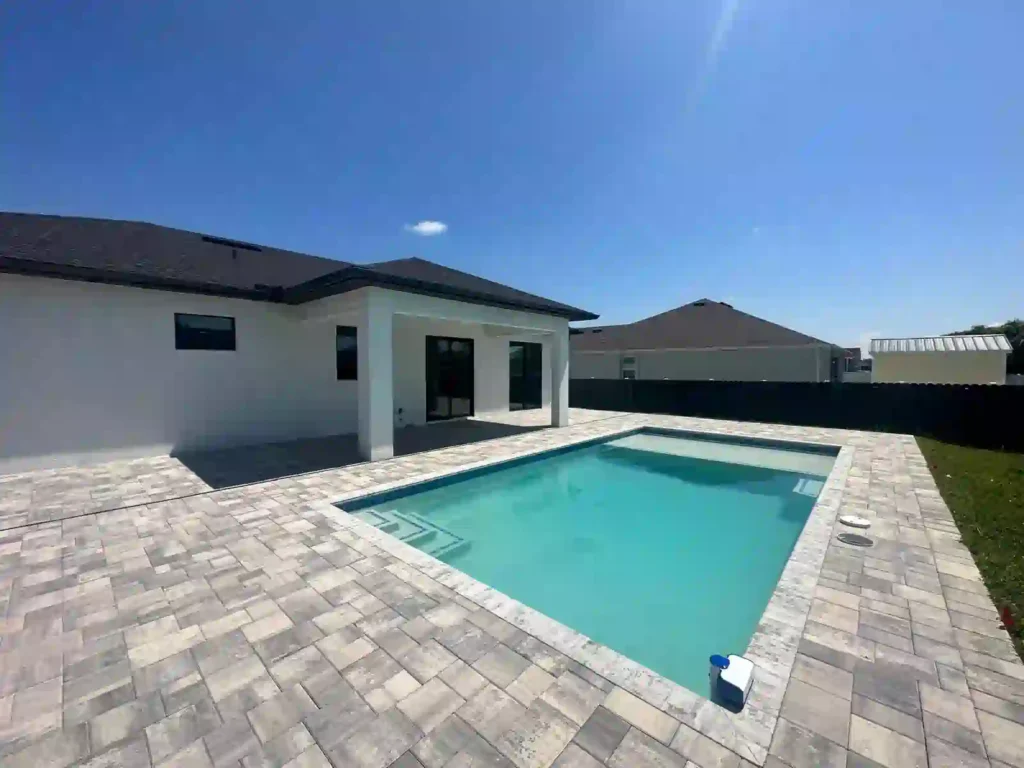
837 532 874 548
838 515 874 547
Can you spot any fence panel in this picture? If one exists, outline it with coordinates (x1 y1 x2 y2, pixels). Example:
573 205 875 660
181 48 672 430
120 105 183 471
569 379 1024 451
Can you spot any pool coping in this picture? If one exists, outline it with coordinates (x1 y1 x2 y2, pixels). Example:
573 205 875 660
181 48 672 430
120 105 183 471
307 418 854 765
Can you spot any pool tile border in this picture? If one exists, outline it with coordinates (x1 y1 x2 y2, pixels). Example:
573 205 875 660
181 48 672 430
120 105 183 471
318 421 856 765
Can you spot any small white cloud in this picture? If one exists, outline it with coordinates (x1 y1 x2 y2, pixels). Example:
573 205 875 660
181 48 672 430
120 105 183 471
404 221 448 236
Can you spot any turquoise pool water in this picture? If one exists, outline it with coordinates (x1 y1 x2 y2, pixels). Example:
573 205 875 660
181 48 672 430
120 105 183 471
343 431 833 696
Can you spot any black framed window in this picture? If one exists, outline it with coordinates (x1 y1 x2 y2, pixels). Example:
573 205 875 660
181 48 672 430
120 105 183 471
337 326 357 380
509 341 542 410
426 336 474 421
174 313 236 351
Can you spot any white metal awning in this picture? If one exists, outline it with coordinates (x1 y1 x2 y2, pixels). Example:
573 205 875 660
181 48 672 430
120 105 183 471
870 334 1012 354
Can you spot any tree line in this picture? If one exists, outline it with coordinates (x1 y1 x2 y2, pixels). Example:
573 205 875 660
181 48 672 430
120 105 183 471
951 320 1023 374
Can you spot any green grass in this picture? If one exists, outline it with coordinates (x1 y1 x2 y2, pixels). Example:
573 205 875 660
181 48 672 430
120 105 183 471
917 437 1024 660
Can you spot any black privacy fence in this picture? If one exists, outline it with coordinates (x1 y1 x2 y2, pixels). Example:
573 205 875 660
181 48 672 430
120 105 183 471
569 379 1024 452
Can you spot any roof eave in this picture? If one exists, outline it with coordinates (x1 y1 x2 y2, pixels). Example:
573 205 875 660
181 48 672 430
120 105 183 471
286 266 599 321
0 256 278 302
1 256 599 321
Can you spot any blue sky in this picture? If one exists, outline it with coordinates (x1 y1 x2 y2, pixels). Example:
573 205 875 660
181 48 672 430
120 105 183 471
2 1 1021 350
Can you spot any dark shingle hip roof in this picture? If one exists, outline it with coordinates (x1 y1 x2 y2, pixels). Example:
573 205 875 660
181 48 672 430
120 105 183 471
571 299 832 351
0 212 597 321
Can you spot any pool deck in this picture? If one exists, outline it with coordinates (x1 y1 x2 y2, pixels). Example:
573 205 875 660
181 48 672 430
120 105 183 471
1 410 1022 768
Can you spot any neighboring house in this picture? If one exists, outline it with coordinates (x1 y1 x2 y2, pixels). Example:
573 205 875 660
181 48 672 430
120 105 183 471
870 335 1011 384
0 212 597 473
838 347 873 383
571 299 844 382
842 347 863 373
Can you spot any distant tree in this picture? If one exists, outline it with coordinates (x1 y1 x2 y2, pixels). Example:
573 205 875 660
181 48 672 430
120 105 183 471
950 319 1024 374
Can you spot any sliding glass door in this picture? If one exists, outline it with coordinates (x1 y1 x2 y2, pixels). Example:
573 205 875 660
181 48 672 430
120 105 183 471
509 341 542 411
426 336 474 421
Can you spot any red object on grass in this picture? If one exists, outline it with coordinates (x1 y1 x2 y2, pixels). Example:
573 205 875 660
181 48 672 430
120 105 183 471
1001 605 1015 629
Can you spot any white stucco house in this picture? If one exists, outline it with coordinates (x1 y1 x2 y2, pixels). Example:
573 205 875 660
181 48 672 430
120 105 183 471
870 335 1011 384
571 299 844 382
0 212 597 474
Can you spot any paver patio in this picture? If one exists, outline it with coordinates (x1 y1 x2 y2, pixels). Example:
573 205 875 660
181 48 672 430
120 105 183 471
1 409 1022 768
0 412 559 532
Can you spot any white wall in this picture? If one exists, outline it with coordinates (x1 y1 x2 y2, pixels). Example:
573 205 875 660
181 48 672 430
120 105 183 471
0 273 359 473
392 316 551 427
0 276 568 473
872 352 1007 384
571 346 833 382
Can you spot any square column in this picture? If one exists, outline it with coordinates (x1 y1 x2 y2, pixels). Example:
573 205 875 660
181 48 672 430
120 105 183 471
358 291 394 461
551 327 569 427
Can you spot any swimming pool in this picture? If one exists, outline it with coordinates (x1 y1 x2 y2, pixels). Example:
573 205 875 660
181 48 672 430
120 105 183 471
339 428 837 696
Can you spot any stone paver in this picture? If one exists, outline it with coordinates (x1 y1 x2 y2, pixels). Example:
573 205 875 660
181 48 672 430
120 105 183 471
767 718 846 768
0 410 572 531
978 710 1024 767
851 693 925 743
790 654 853 700
608 727 688 768
779 678 850 746
848 714 928 767
604 688 678 745
573 706 632 763
0 408 1021 767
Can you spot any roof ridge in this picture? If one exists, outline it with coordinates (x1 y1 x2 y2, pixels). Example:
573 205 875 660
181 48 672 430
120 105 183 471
570 299 835 351
626 298 831 346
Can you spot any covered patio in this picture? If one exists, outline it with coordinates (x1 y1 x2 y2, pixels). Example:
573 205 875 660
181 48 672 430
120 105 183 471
299 285 573 461
174 409 558 489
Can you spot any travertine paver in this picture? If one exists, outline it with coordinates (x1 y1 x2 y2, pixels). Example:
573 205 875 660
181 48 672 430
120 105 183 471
0 408 1022 767
0 409 572 531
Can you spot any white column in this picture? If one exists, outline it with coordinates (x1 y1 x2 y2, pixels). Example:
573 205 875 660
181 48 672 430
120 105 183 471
551 327 570 427
358 290 394 461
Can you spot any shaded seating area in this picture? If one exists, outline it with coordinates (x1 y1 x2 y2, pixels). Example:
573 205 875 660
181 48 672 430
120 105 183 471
174 417 548 489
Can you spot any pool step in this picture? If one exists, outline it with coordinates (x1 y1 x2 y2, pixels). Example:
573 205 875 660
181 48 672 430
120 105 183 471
793 478 824 497
405 529 438 548
430 539 471 561
350 507 469 563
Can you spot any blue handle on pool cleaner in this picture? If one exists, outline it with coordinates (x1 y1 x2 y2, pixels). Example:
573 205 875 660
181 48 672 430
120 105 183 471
710 654 730 669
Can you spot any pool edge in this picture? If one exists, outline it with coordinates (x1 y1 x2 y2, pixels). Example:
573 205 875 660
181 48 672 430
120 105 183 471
334 424 839 512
